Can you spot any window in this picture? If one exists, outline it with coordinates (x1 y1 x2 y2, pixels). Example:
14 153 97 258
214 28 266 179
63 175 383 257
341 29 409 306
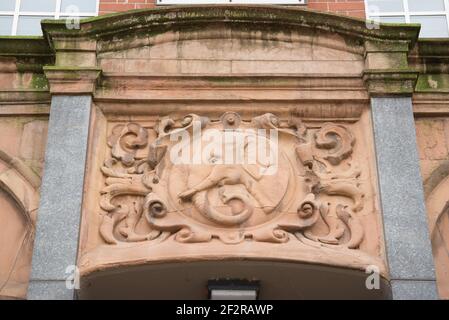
366 0 449 38
0 0 99 36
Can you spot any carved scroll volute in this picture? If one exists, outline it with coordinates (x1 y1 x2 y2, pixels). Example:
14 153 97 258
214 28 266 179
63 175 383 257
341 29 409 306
293 120 366 249
314 123 355 165
107 123 148 167
97 113 370 253
99 123 155 244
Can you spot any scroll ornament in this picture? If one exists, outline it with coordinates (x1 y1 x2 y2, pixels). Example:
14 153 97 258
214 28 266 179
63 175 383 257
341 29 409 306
99 113 367 250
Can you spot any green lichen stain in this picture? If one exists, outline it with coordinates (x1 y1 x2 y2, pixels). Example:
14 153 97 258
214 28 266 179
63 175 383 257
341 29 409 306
30 73 49 90
39 6 420 44
416 74 449 92
0 37 50 55
417 39 449 56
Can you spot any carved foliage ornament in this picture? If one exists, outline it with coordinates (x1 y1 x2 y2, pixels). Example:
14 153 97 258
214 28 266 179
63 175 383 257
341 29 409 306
99 113 366 248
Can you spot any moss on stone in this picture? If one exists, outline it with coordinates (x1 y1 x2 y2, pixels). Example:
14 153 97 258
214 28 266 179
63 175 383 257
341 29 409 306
40 5 420 46
0 37 51 56
416 39 449 56
416 74 449 92
30 73 49 90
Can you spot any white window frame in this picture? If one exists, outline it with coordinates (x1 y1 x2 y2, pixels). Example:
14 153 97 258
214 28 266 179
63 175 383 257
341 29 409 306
0 0 99 35
157 0 307 5
365 0 449 38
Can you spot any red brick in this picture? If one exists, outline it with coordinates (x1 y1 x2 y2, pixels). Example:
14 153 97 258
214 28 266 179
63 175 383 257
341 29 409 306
308 3 329 11
328 2 365 11
98 0 367 20
135 4 156 9
100 3 136 11
350 10 368 19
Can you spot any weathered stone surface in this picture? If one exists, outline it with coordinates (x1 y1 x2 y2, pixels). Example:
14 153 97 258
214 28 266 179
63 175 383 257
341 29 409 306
444 120 449 153
78 98 387 299
99 30 364 76
19 120 48 161
0 188 33 299
420 159 444 182
416 114 449 299
0 150 41 299
416 119 448 160
2 5 449 300
0 120 23 157
422 163 449 299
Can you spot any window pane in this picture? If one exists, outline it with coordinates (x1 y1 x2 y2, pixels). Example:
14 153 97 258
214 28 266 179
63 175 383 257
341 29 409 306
366 0 404 12
61 0 98 13
0 0 16 11
0 16 13 35
378 16 406 23
17 16 52 35
20 0 56 12
408 0 445 12
60 16 91 20
410 15 449 38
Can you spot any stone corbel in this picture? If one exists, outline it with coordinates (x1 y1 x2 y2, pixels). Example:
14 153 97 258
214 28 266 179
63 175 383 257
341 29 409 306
44 66 102 94
363 69 419 96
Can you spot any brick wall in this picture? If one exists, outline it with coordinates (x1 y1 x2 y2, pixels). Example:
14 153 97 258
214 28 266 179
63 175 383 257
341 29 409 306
99 0 156 14
99 0 367 19
307 0 366 18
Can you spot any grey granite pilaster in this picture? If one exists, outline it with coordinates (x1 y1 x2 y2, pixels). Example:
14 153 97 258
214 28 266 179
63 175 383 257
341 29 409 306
371 97 438 300
28 280 76 300
28 95 92 300
391 280 439 300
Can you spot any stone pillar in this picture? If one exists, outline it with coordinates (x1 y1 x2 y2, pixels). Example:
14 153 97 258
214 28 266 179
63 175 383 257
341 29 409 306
27 32 100 299
363 38 438 299
370 97 438 299
28 95 92 299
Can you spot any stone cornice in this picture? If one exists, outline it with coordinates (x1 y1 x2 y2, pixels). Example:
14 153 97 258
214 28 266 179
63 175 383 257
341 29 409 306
0 37 52 57
1 6 446 98
40 5 420 46
414 39 449 57
0 37 53 74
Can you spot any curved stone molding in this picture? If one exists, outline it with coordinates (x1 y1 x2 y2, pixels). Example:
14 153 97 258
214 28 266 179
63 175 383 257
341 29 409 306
41 6 419 46
0 150 40 221
424 162 449 299
0 150 41 190
0 149 40 299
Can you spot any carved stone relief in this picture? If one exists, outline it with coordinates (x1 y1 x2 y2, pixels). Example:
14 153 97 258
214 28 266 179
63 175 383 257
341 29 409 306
98 112 370 250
